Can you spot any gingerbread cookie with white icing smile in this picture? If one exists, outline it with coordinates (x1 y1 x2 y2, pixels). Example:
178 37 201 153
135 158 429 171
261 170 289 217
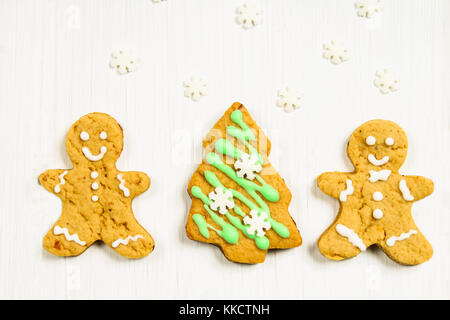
39 113 154 258
317 119 434 265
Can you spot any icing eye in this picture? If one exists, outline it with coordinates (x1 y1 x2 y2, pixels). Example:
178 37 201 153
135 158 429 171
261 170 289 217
385 137 394 146
99 131 107 140
80 131 89 141
365 136 376 146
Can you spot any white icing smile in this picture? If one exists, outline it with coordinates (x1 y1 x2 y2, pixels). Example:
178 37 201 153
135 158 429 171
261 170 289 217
82 146 107 161
368 154 389 166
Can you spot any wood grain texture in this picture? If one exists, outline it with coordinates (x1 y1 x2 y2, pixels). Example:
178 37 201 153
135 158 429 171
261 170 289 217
0 0 449 299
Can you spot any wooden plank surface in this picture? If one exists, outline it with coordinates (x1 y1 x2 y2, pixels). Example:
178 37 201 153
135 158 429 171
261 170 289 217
0 0 448 299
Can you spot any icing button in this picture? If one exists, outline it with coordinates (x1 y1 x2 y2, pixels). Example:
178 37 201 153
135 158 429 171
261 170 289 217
92 195 99 202
373 191 383 201
91 182 99 190
91 171 98 179
373 209 383 219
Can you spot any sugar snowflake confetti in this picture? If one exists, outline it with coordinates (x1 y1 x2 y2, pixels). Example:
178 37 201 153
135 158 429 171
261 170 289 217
323 41 349 65
276 87 302 112
374 68 399 94
354 0 384 18
236 3 262 29
234 153 262 180
244 209 271 237
209 187 235 215
109 50 138 75
183 76 207 102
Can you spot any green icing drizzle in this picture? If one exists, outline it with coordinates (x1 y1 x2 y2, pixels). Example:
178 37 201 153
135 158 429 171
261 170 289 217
191 109 290 251
192 214 210 239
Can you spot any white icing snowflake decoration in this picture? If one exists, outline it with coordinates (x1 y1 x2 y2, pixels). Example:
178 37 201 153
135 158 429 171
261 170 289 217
323 41 349 65
236 3 262 29
209 187 235 215
354 0 384 19
183 76 207 102
374 68 399 94
277 87 302 113
109 50 137 75
234 153 262 180
243 209 271 237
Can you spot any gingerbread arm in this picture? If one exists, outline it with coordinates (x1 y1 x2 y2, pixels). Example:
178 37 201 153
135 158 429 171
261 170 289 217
317 172 353 199
118 171 151 198
399 175 434 201
39 169 69 195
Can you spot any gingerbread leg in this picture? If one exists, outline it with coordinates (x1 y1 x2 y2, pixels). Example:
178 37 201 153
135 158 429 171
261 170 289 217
43 210 99 257
379 227 433 265
318 221 368 261
101 209 154 259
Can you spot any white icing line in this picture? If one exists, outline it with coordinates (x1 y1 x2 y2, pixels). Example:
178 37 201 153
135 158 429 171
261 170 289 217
386 229 418 247
112 235 144 248
399 179 414 201
369 169 391 183
336 224 366 251
54 171 68 193
54 225 86 246
117 174 130 197
339 179 354 202
82 146 107 161
368 154 389 166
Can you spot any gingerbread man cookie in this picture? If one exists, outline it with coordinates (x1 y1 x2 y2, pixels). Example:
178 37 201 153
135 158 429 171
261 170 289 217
186 102 302 264
39 113 154 258
317 120 433 265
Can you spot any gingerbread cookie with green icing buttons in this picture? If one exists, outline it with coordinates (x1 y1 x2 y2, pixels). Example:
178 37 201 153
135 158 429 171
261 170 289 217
186 102 302 264
317 120 434 265
39 113 154 259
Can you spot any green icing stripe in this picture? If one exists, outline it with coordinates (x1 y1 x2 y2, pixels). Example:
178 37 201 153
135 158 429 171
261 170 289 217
192 214 210 239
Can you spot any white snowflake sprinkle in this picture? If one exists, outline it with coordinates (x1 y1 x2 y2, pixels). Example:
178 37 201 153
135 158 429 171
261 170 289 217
277 87 302 112
354 0 384 19
209 187 234 215
183 76 207 102
374 68 399 94
109 50 138 75
243 209 271 237
236 3 262 29
323 41 350 65
234 153 262 180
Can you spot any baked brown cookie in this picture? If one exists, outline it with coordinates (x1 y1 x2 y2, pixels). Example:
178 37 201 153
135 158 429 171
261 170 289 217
317 119 433 265
39 113 154 259
186 102 302 264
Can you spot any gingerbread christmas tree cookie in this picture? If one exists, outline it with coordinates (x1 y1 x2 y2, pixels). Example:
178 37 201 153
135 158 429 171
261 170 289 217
186 102 302 264
39 113 154 259
317 120 433 265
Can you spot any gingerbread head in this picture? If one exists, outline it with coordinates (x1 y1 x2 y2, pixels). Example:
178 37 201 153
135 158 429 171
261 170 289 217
65 113 124 168
347 119 408 172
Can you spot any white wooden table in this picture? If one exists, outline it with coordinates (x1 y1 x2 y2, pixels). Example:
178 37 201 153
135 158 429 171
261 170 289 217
0 0 449 299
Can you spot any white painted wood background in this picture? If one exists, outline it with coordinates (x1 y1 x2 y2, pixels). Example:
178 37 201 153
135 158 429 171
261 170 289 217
0 0 449 299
